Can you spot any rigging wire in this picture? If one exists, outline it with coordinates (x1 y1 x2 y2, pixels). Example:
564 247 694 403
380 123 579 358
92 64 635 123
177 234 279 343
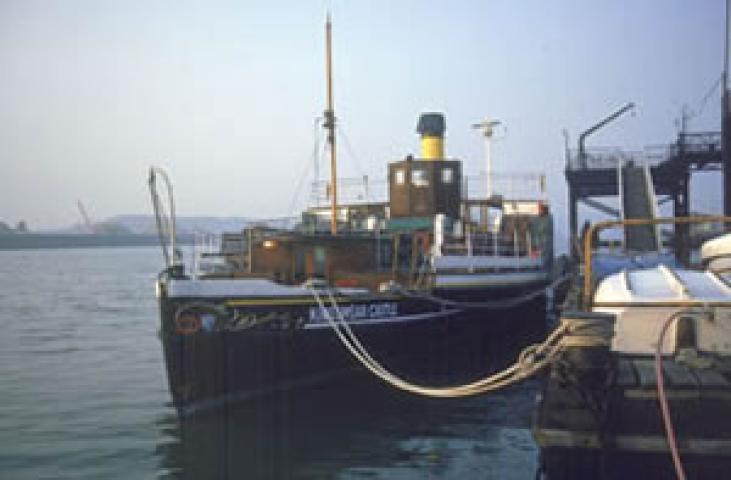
337 122 369 179
337 123 372 202
288 120 326 214
694 73 724 119
681 73 723 127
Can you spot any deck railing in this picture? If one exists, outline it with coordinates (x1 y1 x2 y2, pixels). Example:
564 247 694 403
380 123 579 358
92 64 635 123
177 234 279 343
441 231 537 259
566 132 722 171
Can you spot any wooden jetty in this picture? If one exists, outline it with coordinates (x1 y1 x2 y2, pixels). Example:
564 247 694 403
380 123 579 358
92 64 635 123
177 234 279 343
534 343 731 478
533 214 731 479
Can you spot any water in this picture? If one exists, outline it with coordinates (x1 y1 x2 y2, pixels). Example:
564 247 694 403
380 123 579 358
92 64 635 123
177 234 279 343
0 247 541 479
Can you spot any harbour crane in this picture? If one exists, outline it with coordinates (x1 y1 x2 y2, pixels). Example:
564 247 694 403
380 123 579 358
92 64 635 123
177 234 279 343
76 200 95 233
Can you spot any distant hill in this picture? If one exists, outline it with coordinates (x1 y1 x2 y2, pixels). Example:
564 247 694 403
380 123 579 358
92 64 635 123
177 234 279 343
5 214 294 236
94 215 255 235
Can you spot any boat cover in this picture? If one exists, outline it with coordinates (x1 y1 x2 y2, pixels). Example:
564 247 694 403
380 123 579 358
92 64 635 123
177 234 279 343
593 265 731 355
701 232 731 273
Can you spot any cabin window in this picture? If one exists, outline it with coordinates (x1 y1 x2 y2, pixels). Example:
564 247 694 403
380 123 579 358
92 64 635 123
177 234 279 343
313 247 326 277
294 249 305 282
377 242 392 271
412 168 429 187
394 169 406 185
312 247 325 277
441 167 453 184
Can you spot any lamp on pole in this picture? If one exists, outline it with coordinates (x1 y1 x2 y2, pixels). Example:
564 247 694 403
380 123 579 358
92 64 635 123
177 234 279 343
472 119 502 198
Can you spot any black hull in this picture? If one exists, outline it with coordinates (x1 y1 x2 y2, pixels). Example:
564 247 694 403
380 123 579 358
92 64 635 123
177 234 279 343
159 282 549 416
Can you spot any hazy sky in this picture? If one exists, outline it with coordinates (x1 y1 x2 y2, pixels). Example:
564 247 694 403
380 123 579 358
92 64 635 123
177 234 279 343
0 0 726 237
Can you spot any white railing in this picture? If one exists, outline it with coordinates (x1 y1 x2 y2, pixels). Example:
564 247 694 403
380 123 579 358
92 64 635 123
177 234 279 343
463 172 546 200
308 171 548 207
309 177 388 206
440 231 539 259
190 232 229 278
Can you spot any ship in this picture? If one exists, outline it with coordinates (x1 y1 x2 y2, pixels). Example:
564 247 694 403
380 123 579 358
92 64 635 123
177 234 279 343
151 17 556 416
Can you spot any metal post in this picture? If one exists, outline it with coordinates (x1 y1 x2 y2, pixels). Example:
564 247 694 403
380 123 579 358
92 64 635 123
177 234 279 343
578 103 635 169
247 228 253 273
569 187 579 258
677 175 690 264
472 119 501 198
724 0 731 216
325 14 338 235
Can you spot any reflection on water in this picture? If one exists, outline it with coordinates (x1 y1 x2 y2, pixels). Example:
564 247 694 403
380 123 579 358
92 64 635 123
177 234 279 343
157 325 544 480
158 379 541 479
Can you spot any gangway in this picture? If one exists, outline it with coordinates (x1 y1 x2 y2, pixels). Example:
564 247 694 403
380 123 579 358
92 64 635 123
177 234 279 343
619 164 660 251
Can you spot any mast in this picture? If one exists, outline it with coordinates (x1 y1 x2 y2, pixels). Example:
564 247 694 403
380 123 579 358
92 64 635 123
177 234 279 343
324 13 338 234
472 119 501 198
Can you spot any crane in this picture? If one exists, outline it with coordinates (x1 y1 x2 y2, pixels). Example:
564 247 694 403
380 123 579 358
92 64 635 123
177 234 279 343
77 200 95 233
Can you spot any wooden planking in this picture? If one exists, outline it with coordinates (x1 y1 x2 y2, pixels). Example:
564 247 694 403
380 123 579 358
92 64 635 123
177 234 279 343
535 427 731 455
616 359 638 388
632 359 657 388
692 368 731 389
625 358 731 390
662 360 698 388
627 358 705 389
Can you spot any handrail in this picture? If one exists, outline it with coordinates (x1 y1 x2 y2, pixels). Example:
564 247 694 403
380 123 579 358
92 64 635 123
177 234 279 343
148 166 178 268
581 216 731 310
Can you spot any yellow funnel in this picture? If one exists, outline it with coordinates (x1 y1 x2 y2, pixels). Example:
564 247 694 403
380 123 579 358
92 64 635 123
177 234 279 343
416 113 446 161
420 135 444 160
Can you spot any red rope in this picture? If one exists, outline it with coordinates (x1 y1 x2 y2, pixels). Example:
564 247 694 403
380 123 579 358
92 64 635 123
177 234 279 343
654 312 687 480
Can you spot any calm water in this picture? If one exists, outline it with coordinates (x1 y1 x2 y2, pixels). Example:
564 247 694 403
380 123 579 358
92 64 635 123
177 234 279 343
0 247 541 479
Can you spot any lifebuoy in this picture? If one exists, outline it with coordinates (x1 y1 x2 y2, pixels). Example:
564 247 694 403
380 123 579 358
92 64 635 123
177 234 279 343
175 313 202 335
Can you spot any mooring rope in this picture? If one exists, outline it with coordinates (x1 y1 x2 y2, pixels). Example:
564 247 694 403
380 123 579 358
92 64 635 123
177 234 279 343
309 286 577 398
393 273 572 310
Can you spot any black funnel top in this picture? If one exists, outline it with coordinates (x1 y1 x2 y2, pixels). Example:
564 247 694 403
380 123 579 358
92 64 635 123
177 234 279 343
416 113 445 137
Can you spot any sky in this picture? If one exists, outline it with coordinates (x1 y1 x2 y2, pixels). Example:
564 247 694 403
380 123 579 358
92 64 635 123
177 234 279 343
0 0 727 245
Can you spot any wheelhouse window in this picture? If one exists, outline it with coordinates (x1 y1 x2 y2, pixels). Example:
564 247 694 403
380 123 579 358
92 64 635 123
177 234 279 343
441 167 453 184
412 168 429 187
314 247 326 277
394 169 406 185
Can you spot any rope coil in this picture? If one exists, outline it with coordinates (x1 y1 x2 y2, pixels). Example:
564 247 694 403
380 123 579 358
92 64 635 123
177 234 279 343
394 273 572 310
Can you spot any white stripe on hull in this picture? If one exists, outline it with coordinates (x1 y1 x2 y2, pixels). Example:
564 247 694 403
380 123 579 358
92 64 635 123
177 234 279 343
303 308 461 329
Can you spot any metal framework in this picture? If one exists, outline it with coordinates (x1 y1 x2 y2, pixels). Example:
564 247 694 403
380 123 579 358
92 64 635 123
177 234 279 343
566 131 723 258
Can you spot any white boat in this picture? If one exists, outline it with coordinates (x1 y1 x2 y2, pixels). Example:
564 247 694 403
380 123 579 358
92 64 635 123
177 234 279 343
593 264 731 355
